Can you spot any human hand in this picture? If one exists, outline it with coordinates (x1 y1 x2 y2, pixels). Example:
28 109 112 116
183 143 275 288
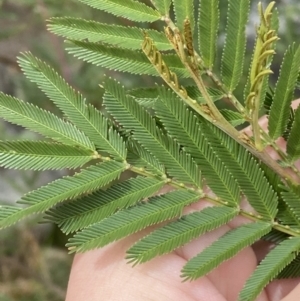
65 217 300 301
66 107 300 301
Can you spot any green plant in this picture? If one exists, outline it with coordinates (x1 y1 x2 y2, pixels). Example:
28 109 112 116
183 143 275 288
1 0 300 300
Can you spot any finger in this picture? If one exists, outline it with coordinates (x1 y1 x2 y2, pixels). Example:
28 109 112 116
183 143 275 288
171 101 300 300
266 279 300 301
280 281 300 301
66 231 226 301
173 214 268 301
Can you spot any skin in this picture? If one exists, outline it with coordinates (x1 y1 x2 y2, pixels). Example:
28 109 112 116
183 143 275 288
66 109 300 301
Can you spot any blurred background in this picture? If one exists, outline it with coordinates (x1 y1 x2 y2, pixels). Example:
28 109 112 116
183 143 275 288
0 0 299 300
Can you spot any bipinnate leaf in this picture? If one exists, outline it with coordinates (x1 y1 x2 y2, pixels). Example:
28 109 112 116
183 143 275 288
277 254 300 279
0 161 125 229
280 187 300 228
0 92 94 151
127 140 165 176
181 222 272 281
185 86 224 103
0 141 96 170
173 0 194 33
128 87 162 101
103 78 201 187
77 0 160 22
66 40 189 78
263 229 288 245
239 237 300 301
128 86 223 106
220 109 245 127
287 106 300 162
0 206 22 222
155 88 239 205
151 0 171 15
126 206 238 265
277 201 300 230
46 177 165 234
264 90 296 141
18 53 126 160
129 96 156 110
268 44 300 139
1 0 300 295
48 18 172 51
67 190 200 253
201 124 278 219
283 108 295 141
198 0 219 69
221 0 250 91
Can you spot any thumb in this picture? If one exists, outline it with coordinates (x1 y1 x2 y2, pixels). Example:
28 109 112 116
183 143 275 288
281 282 300 301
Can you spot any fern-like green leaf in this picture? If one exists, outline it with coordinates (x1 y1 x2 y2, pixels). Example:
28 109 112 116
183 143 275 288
263 88 273 114
173 0 194 32
128 87 159 110
66 40 189 78
239 237 300 301
276 200 300 229
103 78 201 187
277 254 300 279
48 18 171 51
155 88 240 204
150 0 171 15
0 92 94 151
181 222 272 281
0 141 96 170
221 0 250 92
198 0 219 69
0 161 125 229
220 109 245 127
200 123 278 219
283 108 295 141
275 174 300 227
186 86 224 103
268 44 300 139
0 206 22 221
67 190 200 253
264 89 295 141
127 140 165 176
127 206 238 265
128 86 223 106
263 229 288 244
260 161 282 193
77 0 160 22
46 176 165 234
280 187 300 228
287 106 300 162
129 96 156 110
128 87 161 100
18 53 126 160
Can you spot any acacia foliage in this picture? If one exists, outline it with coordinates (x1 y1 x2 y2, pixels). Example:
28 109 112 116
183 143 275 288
1 1 300 300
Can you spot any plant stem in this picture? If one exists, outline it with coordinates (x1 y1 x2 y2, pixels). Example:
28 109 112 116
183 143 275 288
129 165 204 194
163 18 299 185
178 57 297 184
251 92 263 150
260 129 300 182
130 162 300 238
194 52 246 113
